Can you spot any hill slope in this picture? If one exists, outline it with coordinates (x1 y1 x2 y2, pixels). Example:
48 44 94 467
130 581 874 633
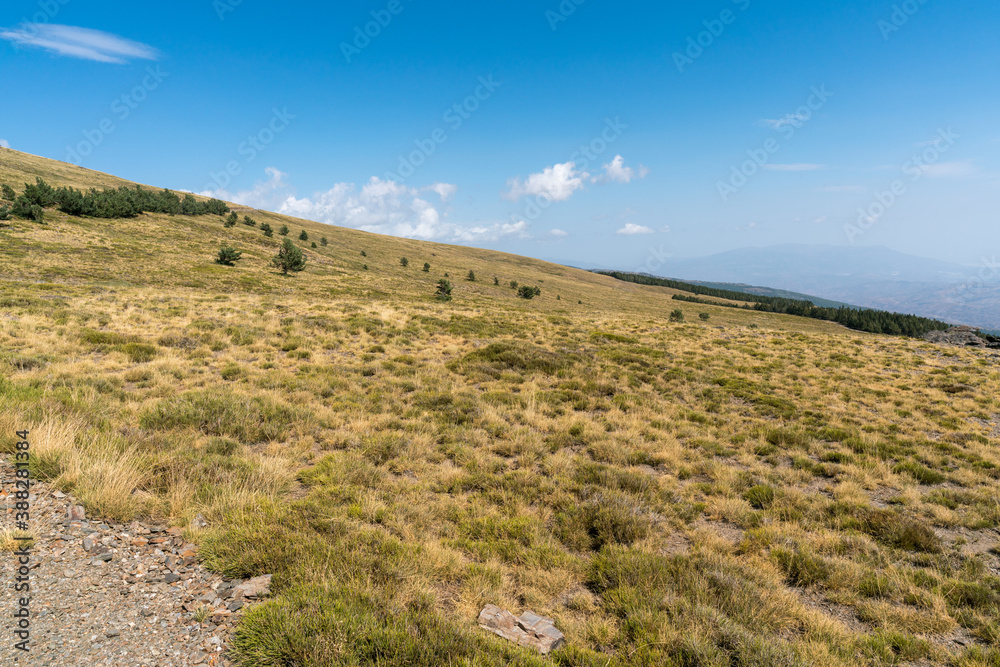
3 148 1000 667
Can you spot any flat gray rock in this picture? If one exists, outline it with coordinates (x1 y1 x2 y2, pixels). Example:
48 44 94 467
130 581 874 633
478 604 565 655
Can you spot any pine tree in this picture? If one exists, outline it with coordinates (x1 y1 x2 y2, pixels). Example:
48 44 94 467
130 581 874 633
225 211 238 228
243 215 257 227
400 257 409 268
493 277 499 286
279 224 289 236
361 250 367 257
1 184 15 201
273 238 306 274
299 230 308 241
320 237 328 247
467 270 476 282
422 262 431 272
23 178 56 206
260 222 273 237
517 285 539 299
181 194 201 215
510 280 518 289
435 279 453 301
216 246 243 266
669 309 685 323
311 241 317 248
12 196 43 221
0 205 9 221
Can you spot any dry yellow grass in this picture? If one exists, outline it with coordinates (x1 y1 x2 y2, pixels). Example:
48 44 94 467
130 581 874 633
2 148 1000 666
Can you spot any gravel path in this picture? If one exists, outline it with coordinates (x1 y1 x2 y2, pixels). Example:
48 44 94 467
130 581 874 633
1 462 269 666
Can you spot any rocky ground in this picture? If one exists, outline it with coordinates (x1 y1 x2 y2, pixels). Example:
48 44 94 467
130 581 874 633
1 462 269 666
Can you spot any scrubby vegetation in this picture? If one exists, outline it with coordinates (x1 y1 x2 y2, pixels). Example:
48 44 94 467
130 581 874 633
2 151 1000 667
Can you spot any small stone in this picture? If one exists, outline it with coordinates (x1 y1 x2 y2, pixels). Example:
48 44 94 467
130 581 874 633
164 573 180 584
82 537 96 552
193 513 209 528
233 574 272 599
68 505 86 521
93 552 113 563
105 629 120 638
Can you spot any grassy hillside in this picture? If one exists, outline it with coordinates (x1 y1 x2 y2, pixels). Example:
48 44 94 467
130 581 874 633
2 148 1000 666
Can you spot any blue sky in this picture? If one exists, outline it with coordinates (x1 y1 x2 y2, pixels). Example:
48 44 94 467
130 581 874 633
2 0 998 268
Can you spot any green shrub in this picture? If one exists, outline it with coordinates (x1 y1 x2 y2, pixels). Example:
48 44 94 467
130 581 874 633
450 341 569 378
699 312 711 321
243 215 257 227
1 184 15 201
435 279 452 302
400 257 409 267
225 211 238 227
422 262 430 272
299 229 308 241
273 238 306 275
278 224 289 236
467 270 476 282
11 196 43 221
260 222 273 237
205 437 240 456
216 246 243 266
669 309 685 323
517 285 540 299
119 343 157 363
320 236 327 246
772 545 832 587
510 280 518 289
139 389 302 443
894 461 946 485
743 485 775 510
0 205 9 221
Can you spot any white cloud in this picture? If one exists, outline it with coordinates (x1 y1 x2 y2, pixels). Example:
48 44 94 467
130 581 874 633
504 162 587 202
0 139 8 149
424 182 458 202
592 155 649 184
762 163 826 172
918 161 976 178
760 113 809 130
0 25 159 64
215 171 518 243
199 167 290 210
549 229 569 238
616 223 654 236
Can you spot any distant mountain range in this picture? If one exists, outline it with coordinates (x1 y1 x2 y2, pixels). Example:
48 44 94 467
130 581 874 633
555 245 1000 330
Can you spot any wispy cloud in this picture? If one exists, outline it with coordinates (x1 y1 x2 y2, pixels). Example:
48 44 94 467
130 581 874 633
549 229 569 238
917 161 977 178
816 185 865 193
0 25 159 64
760 113 809 130
0 139 9 149
762 163 825 172
616 223 654 236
